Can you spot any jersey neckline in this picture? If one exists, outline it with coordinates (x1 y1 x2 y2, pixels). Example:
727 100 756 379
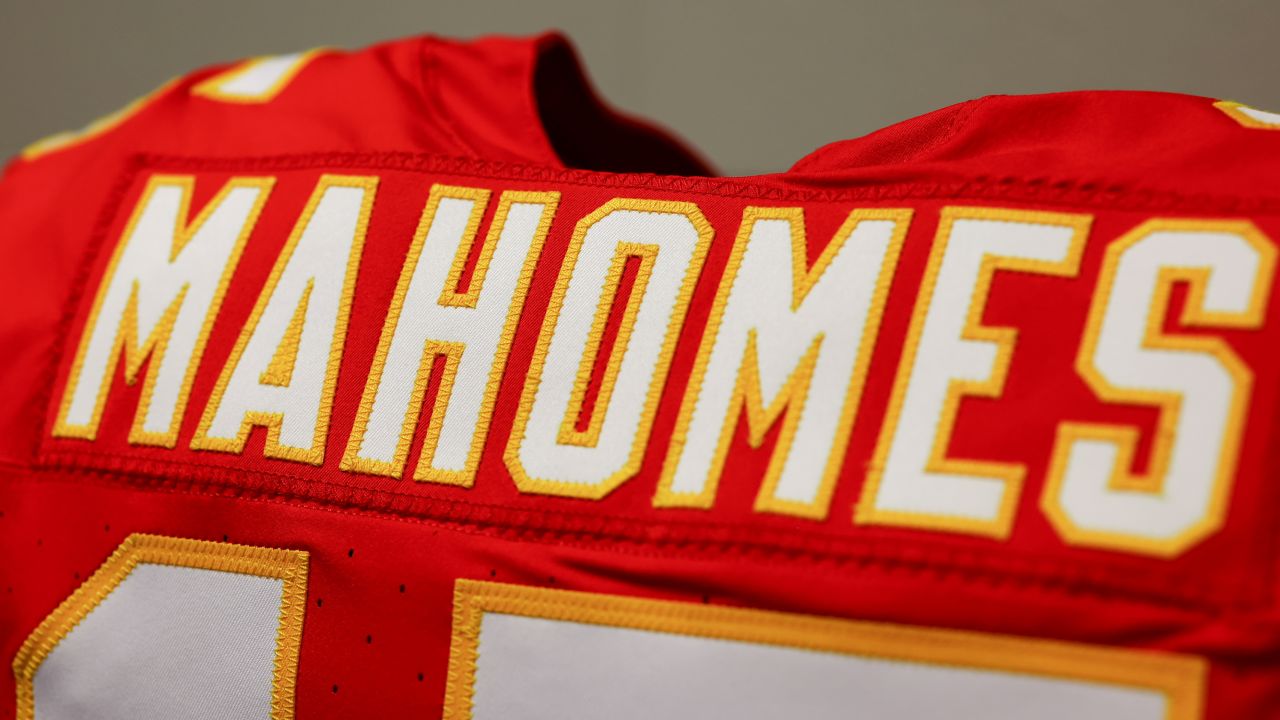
420 32 718 178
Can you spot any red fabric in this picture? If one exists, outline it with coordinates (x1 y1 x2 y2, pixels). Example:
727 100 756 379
2 32 1280 718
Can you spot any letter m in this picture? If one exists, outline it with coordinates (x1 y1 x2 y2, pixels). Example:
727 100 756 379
53 175 272 446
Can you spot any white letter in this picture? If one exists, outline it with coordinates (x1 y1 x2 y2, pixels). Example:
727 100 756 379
342 186 558 484
857 207 1090 537
53 175 273 446
654 207 910 519
1043 220 1276 556
191 175 376 465
506 199 711 498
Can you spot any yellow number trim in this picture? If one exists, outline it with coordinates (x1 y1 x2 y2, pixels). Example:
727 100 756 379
13 533 309 720
21 77 180 161
556 242 659 448
52 175 274 447
1041 218 1277 557
856 206 1091 538
1213 100 1280 130
191 50 324 104
505 198 713 499
443 579 1204 720
653 207 911 519
340 188 558 484
190 174 376 465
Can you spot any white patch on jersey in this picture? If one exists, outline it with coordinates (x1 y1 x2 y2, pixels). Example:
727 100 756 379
1235 105 1280 126
471 614 1164 720
192 52 318 102
448 581 1195 720
1214 100 1280 129
32 564 283 720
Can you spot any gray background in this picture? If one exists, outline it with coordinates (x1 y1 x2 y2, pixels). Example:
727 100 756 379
2 0 1277 175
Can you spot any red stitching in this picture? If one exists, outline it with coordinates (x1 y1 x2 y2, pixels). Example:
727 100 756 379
28 156 150 462
116 152 1280 212
15 453 1243 615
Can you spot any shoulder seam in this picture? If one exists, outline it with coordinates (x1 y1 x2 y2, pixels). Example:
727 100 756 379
418 37 480 158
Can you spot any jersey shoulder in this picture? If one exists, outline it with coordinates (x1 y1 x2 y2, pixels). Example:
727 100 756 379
6 33 562 172
793 91 1280 199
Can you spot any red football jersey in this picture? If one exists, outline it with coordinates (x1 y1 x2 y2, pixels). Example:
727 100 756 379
3 31 1280 720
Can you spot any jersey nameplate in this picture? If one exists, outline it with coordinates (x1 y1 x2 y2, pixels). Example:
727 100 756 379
43 160 1280 562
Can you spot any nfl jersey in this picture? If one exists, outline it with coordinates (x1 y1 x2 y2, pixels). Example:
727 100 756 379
3 31 1280 720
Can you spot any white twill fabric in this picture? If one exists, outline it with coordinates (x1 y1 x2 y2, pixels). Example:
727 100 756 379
470 612 1167 720
33 564 285 720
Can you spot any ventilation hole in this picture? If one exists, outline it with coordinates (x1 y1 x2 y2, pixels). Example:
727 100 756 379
72 572 80 581
331 684 339 694
417 672 424 682
222 534 229 542
366 634 373 644
547 576 556 585
399 583 406 594
488 569 496 577
103 523 110 532
701 594 710 604
347 548 355 558
316 598 324 608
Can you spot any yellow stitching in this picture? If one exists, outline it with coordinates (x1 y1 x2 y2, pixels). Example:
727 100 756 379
1213 100 1280 130
443 579 1205 720
1041 218 1277 557
259 279 314 387
856 206 1091 538
339 185 492 479
653 207 911 520
12 533 309 720
556 243 658 448
52 175 274 448
504 198 713 499
191 50 325 104
436 187 496 308
190 174 377 466
340 189 559 485
418 192 559 485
